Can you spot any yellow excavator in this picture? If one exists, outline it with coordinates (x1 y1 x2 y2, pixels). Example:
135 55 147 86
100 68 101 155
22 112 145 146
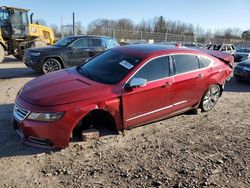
0 6 54 62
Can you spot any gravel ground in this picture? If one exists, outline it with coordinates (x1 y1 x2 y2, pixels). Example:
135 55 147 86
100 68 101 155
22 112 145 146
0 57 249 188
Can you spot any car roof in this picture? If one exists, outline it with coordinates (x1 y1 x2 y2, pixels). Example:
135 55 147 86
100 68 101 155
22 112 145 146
65 35 114 39
113 44 201 58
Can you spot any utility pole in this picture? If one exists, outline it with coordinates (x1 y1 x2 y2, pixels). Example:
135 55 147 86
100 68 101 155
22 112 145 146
61 16 64 38
73 12 75 35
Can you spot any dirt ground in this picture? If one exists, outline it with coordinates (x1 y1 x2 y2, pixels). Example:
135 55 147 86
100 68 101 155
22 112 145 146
0 57 249 188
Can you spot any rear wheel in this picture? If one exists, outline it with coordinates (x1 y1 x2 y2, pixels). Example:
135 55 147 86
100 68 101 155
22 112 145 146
200 84 221 112
42 58 62 74
0 45 5 63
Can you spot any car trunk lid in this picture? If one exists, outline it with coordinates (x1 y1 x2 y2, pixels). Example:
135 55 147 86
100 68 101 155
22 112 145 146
201 49 234 68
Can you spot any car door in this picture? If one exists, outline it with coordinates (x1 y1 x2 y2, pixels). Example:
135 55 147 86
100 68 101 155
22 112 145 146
88 38 105 58
122 56 173 129
171 54 206 111
66 38 89 66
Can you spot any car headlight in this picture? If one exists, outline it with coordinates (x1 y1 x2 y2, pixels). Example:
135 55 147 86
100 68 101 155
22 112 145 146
30 52 41 57
27 112 64 122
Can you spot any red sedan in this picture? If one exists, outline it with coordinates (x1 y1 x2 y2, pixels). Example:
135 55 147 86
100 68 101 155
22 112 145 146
13 44 233 149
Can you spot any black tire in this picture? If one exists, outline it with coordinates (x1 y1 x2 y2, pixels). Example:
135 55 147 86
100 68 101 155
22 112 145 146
200 84 221 112
0 45 5 63
42 58 62 74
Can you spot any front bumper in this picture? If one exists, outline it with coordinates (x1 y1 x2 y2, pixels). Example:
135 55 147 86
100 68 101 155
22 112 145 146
24 56 44 72
12 98 80 149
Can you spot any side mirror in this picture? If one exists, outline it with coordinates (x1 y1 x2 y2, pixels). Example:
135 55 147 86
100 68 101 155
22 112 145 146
125 78 147 89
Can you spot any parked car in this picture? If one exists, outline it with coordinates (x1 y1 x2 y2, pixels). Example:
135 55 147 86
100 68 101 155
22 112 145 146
182 43 203 49
24 35 120 74
203 43 236 58
13 44 233 149
235 48 250 62
234 59 250 81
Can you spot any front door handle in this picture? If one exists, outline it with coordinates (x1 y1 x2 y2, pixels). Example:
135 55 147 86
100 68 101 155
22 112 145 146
162 82 172 88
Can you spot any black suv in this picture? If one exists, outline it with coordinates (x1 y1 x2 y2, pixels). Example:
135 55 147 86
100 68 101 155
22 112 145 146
24 35 120 74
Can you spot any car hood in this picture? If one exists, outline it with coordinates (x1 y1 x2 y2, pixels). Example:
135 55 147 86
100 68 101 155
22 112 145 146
29 45 63 52
19 68 112 106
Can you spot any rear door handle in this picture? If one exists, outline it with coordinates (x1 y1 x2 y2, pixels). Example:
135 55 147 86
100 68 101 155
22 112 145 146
162 82 172 88
197 74 204 78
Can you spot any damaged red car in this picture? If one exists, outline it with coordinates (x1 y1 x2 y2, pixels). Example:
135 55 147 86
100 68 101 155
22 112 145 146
13 44 233 149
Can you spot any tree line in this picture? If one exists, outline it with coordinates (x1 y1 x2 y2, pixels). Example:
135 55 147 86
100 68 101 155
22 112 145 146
38 16 249 41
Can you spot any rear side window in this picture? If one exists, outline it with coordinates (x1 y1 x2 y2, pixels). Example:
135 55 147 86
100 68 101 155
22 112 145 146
88 38 102 47
199 56 212 68
173 55 199 74
133 56 170 82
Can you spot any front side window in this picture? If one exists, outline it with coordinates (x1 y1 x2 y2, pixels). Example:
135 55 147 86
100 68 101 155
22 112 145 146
174 55 199 74
70 38 88 48
54 37 76 47
133 56 170 82
77 50 141 85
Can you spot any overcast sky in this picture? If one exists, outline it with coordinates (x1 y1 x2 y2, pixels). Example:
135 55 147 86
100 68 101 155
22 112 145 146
2 0 250 31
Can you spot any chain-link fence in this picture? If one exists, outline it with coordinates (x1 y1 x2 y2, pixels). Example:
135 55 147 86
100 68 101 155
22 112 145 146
87 28 250 47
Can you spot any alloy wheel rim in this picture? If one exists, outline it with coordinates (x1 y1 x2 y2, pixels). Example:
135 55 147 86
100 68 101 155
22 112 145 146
203 86 220 111
43 60 60 73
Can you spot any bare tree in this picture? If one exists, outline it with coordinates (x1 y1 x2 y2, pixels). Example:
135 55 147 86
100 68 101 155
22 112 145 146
76 21 85 35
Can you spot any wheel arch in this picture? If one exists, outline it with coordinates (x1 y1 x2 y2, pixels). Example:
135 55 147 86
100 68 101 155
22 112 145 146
43 56 66 69
72 108 118 139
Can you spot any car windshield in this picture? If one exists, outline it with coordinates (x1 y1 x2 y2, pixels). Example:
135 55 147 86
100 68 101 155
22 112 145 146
77 50 141 85
54 37 76 47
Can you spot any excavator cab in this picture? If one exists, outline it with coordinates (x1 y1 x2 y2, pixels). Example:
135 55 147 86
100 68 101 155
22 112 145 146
0 6 54 62
0 6 29 39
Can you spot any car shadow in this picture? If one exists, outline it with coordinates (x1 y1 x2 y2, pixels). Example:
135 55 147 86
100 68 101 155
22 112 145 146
0 103 49 158
0 67 41 79
224 77 250 93
2 56 19 63
0 103 119 158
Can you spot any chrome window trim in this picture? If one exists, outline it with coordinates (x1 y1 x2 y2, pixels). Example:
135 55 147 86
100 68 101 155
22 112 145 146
123 53 214 89
126 100 188 122
172 54 215 76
